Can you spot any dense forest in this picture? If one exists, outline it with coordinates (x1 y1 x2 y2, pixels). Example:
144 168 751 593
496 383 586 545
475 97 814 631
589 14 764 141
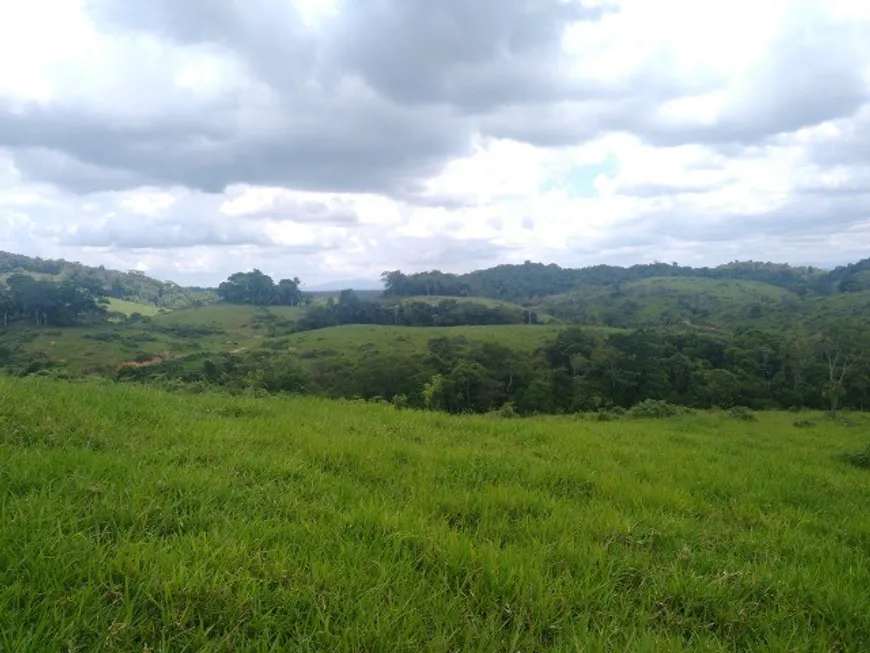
0 274 108 326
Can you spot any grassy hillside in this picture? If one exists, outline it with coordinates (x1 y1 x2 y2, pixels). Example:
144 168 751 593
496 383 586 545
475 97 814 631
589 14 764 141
283 323 587 358
1 304 306 374
539 277 801 330
2 377 869 651
106 298 164 317
384 295 562 324
0 250 218 309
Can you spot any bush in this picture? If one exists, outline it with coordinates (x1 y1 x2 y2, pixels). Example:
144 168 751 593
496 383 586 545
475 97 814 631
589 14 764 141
845 445 870 470
593 409 622 422
627 399 692 419
84 332 121 342
488 402 519 419
727 406 758 421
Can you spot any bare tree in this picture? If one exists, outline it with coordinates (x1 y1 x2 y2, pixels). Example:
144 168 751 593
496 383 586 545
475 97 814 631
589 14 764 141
820 328 860 418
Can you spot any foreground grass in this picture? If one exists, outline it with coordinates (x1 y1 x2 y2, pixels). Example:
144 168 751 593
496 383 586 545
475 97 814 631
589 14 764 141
2 378 870 652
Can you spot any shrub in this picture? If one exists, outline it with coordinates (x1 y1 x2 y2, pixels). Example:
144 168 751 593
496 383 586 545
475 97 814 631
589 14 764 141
845 445 870 470
628 399 692 419
489 402 518 419
84 332 121 342
727 406 758 421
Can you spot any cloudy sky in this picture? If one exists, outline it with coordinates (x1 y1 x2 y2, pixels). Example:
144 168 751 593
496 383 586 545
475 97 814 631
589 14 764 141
1 0 869 287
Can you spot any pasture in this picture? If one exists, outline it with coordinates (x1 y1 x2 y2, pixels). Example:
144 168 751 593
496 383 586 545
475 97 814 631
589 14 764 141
2 377 869 651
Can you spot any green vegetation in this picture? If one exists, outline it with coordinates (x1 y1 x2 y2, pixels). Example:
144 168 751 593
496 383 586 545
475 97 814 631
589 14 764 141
2 250 870 418
106 298 164 317
0 250 217 310
217 270 303 306
2 377 869 651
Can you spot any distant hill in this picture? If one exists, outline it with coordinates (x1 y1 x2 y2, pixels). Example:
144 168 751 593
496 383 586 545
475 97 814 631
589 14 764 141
381 259 846 303
0 251 217 310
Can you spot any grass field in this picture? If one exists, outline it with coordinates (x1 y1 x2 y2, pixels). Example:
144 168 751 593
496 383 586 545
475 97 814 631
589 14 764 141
539 277 801 330
2 377 869 651
106 298 164 317
1 304 307 374
283 324 580 357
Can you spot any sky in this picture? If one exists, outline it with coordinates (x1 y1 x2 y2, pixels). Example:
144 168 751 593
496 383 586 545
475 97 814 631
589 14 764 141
0 0 869 288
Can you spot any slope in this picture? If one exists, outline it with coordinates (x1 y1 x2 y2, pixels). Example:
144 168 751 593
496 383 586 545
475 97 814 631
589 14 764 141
538 277 799 330
2 377 869 651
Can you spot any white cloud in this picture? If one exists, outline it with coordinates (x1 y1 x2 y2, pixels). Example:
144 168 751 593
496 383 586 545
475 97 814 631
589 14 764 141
0 0 869 286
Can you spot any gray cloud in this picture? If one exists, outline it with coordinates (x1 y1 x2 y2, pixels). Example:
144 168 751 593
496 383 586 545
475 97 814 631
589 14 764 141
3 0 864 199
61 219 276 249
642 19 870 147
9 0 604 196
805 106 870 168
1 1 869 282
236 196 361 226
578 189 870 255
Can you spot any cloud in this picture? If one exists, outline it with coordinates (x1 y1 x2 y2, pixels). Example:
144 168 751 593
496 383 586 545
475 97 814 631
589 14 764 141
0 0 869 285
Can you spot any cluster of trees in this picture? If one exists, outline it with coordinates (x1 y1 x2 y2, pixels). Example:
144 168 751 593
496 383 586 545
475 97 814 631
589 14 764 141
217 270 304 306
296 290 538 331
118 322 869 417
382 259 866 303
828 258 870 293
0 274 108 327
381 270 471 297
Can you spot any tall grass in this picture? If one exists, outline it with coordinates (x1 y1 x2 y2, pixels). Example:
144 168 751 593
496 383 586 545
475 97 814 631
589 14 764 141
2 377 869 651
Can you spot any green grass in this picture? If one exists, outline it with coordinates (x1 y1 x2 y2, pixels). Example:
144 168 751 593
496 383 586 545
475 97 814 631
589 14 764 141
539 277 802 330
282 324 619 359
106 298 163 317
151 303 304 330
1 304 306 374
2 377 870 651
385 295 562 324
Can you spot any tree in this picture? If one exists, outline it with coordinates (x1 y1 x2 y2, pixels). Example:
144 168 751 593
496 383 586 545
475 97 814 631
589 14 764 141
217 270 305 305
819 328 861 417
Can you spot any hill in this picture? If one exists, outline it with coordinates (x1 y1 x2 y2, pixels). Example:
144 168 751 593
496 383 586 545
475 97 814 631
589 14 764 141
0 250 217 310
2 377 869 651
538 277 797 329
382 260 837 304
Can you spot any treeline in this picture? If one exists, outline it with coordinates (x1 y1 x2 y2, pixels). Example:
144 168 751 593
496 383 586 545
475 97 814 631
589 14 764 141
217 270 304 306
0 251 216 309
382 259 869 303
117 323 869 417
296 290 538 330
0 274 108 327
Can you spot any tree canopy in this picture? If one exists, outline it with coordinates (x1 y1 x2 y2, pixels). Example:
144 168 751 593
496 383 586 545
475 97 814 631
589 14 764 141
217 270 304 306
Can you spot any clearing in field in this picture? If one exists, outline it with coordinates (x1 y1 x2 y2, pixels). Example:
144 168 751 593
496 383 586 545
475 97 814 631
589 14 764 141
1 378 869 651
